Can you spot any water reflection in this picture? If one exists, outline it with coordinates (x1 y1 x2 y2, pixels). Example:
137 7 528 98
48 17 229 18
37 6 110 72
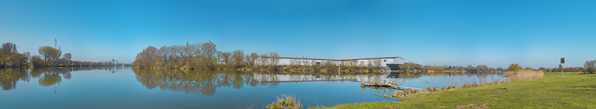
254 73 406 86
0 69 29 90
361 86 399 99
1 68 510 109
133 69 277 96
3 67 505 94
0 67 126 91
254 73 388 82
132 69 411 96
393 72 505 89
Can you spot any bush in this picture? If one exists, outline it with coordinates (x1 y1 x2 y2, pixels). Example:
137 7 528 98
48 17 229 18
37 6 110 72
266 94 302 109
508 63 522 71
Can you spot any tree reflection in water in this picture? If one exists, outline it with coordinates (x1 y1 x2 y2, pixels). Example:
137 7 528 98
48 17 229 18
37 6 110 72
0 67 120 91
133 69 393 96
0 69 29 90
133 69 272 96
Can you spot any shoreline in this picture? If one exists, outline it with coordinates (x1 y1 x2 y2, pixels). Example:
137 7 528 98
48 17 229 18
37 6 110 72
313 72 596 109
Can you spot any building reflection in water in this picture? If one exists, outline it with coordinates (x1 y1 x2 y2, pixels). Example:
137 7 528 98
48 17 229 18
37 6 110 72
132 69 410 96
253 73 405 85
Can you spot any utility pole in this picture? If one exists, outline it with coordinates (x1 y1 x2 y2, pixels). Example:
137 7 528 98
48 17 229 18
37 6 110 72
55 38 57 48
561 64 564 78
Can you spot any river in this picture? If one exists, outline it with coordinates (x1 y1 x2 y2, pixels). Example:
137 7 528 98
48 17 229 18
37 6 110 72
0 67 505 109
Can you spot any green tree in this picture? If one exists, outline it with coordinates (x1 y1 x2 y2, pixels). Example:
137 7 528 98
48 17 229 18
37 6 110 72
133 46 158 68
508 63 522 71
38 46 62 65
1 42 30 67
30 55 46 67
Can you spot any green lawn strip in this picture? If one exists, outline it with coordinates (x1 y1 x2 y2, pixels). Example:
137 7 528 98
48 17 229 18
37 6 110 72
314 72 596 109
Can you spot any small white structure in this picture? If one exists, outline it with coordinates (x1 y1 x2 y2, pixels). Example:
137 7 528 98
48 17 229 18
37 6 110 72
254 57 404 67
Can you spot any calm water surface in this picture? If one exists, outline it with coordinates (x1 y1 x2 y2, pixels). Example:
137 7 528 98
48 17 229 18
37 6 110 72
0 67 504 109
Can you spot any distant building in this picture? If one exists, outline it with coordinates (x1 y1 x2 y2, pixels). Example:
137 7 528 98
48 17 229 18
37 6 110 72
253 73 405 85
254 57 404 70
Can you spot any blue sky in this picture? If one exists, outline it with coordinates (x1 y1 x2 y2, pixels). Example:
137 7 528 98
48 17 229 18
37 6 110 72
1 0 595 68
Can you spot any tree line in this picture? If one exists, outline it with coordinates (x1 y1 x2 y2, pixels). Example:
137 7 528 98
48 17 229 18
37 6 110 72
398 62 505 73
398 61 596 74
538 67 585 72
0 42 120 68
133 41 385 73
511 62 596 74
133 41 261 70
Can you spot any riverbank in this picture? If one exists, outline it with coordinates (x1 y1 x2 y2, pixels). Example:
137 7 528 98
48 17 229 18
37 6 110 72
314 72 596 108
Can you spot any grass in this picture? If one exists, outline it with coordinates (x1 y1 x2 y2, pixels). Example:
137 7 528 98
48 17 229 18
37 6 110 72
313 72 596 109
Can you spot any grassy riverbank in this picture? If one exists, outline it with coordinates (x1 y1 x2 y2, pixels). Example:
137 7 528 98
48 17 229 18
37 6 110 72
314 72 596 109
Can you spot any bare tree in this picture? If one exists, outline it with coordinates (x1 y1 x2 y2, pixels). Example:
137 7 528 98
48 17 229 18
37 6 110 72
231 50 244 67
64 53 72 61
268 52 279 67
1 42 17 54
202 41 217 67
584 60 596 74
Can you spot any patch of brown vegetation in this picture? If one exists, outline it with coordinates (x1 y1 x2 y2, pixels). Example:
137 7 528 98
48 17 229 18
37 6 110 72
504 70 544 82
482 95 496 98
499 84 543 90
455 103 489 109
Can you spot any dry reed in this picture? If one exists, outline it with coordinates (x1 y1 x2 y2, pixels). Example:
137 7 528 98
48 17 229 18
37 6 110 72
503 70 544 82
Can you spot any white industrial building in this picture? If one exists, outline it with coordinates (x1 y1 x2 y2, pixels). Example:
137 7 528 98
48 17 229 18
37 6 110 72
253 73 405 86
254 57 404 67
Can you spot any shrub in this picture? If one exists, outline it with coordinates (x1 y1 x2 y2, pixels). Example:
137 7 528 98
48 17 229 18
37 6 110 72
507 63 522 71
266 94 302 109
